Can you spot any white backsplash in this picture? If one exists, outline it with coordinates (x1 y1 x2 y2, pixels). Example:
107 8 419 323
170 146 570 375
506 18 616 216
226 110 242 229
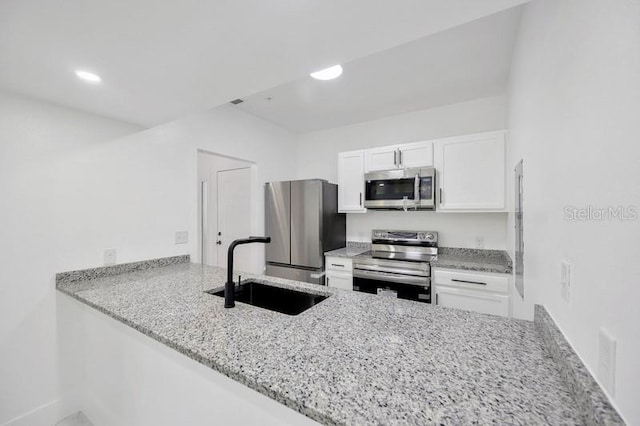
347 210 507 250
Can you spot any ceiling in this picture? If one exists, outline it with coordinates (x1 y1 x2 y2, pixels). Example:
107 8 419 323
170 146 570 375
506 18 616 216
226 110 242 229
0 0 528 127
235 6 523 133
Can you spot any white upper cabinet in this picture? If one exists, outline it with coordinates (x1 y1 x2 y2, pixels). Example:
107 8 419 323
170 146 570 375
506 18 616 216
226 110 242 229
338 150 366 213
365 141 433 172
337 131 505 213
434 131 506 211
365 146 399 172
397 141 434 169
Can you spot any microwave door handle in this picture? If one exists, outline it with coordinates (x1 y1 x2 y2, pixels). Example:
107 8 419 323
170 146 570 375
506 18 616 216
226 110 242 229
414 174 420 209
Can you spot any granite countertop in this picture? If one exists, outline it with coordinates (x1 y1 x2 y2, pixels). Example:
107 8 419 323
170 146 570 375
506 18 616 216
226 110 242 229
56 258 583 425
327 243 512 274
432 247 513 274
324 242 370 258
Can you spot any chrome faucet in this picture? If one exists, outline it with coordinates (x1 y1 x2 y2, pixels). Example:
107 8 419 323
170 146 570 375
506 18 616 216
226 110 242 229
224 236 271 308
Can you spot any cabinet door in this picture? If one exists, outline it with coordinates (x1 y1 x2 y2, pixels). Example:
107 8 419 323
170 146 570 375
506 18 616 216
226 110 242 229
326 271 353 291
434 286 509 317
365 146 399 172
398 141 433 169
338 151 366 213
434 131 506 211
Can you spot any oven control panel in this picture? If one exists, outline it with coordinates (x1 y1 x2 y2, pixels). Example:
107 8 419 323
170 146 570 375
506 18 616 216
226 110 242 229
372 230 438 243
417 232 436 242
372 230 387 239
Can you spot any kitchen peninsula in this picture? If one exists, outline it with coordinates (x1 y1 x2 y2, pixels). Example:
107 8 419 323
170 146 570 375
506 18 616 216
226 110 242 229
56 256 619 425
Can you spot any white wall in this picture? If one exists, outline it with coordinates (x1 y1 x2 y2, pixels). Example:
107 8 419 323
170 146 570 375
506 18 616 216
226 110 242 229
296 95 509 249
48 103 297 272
347 211 507 249
57 293 317 426
0 91 298 425
0 91 143 425
296 95 507 183
506 0 640 423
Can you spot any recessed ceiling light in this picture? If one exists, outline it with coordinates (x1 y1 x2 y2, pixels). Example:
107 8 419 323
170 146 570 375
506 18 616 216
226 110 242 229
310 65 343 81
75 70 102 83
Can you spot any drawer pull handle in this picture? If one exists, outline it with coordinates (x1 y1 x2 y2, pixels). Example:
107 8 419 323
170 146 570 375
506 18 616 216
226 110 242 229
331 263 345 267
452 279 487 286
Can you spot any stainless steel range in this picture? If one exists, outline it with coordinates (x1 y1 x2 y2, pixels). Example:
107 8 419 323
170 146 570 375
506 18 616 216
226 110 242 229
352 230 438 303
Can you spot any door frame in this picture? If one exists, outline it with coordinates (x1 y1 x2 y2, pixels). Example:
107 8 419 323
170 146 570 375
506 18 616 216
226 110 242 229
197 149 259 272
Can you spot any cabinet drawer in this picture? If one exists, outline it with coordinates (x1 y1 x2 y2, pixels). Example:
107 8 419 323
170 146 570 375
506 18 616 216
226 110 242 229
326 271 353 291
432 268 509 293
434 286 509 317
326 256 353 272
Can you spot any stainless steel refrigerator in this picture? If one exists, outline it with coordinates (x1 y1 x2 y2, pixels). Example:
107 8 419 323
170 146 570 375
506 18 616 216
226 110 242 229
265 179 346 285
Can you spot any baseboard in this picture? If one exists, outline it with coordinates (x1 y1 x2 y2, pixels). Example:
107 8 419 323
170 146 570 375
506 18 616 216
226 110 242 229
2 398 72 426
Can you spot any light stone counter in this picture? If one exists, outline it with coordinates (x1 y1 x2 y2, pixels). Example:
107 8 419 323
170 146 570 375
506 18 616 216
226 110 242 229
56 256 608 425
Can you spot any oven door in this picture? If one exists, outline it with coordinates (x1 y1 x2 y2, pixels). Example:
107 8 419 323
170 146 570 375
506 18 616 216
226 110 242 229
353 269 431 303
364 168 435 210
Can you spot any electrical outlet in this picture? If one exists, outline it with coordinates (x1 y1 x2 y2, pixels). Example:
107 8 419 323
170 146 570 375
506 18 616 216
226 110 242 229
560 261 572 303
175 231 188 245
475 237 485 249
103 249 116 266
598 328 616 396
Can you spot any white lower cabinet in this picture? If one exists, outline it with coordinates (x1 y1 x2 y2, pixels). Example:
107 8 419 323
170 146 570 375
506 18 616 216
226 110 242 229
325 255 353 290
433 268 511 317
326 271 353 291
434 286 509 317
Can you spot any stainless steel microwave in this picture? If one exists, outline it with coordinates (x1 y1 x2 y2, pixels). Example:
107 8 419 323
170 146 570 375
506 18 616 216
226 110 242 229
364 167 436 210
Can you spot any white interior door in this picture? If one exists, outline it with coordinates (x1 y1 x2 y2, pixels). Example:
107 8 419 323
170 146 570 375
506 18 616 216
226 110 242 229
217 167 252 272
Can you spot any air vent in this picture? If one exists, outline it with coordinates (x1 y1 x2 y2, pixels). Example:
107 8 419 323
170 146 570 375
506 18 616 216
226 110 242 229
229 98 244 105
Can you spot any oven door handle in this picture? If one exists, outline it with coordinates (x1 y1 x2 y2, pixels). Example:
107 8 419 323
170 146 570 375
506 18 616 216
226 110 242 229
353 269 429 287
353 263 429 277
